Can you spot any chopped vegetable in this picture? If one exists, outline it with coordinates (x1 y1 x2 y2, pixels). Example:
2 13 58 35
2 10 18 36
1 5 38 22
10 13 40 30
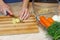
15 18 20 23
40 20 46 27
12 18 20 24
39 16 60 40
47 17 54 24
40 16 51 28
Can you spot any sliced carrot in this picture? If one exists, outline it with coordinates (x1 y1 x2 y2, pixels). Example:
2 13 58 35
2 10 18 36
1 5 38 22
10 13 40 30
40 20 46 26
47 17 54 24
39 16 51 28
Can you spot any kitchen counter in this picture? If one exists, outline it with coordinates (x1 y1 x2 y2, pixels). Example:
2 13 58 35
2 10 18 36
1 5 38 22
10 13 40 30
0 2 58 40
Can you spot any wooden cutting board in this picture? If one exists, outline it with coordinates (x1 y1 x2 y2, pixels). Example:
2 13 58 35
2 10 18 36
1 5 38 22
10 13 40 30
0 2 39 35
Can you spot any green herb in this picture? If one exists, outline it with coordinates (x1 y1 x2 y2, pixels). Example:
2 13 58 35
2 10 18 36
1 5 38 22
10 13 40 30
47 22 60 40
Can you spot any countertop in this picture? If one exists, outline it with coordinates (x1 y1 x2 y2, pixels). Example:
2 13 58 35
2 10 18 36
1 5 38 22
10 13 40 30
0 2 58 40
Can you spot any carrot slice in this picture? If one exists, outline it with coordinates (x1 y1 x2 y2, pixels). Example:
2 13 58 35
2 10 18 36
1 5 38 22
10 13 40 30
40 20 46 26
47 17 54 24
40 16 51 28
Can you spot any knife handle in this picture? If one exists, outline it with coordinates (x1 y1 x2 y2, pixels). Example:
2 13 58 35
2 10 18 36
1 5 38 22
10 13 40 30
6 11 12 16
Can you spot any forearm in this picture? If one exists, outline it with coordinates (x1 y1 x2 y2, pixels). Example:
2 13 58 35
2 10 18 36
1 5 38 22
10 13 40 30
0 0 4 4
0 0 3 2
23 0 29 8
0 0 4 5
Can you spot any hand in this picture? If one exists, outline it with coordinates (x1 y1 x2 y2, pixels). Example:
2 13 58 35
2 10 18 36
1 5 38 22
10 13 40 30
19 8 30 20
0 1 13 15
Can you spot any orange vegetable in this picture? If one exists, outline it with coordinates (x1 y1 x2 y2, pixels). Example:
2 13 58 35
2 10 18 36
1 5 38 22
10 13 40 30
40 16 51 28
40 20 46 26
39 16 47 26
47 17 54 24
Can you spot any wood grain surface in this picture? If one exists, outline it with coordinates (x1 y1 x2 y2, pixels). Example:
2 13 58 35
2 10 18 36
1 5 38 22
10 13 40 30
0 2 39 35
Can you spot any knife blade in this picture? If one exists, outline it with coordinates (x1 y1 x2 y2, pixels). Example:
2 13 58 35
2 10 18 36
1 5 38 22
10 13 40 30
6 11 24 22
6 11 17 18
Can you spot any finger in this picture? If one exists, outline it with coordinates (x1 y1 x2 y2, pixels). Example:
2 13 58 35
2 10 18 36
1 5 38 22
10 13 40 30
1 8 8 15
24 12 30 20
0 9 2 12
0 7 2 12
22 9 27 20
0 7 3 12
7 9 13 15
3 10 7 15
19 9 25 20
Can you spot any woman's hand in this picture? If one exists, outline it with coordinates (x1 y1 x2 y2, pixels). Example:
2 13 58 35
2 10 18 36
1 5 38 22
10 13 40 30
19 7 30 20
19 0 30 20
0 1 13 15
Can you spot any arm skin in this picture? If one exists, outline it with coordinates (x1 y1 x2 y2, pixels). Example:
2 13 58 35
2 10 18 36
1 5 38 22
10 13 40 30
0 0 13 15
0 0 2 2
19 0 30 20
0 0 29 8
0 0 4 5
22 0 29 8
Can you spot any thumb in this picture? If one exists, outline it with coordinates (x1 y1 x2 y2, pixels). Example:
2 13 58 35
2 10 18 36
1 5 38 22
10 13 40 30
7 9 13 15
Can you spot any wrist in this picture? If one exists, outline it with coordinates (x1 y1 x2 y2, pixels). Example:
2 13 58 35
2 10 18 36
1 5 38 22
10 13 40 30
22 5 29 9
22 0 29 9
22 6 27 8
22 6 28 10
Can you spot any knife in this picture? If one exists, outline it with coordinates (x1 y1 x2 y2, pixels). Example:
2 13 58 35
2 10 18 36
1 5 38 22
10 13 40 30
6 11 24 22
6 11 17 18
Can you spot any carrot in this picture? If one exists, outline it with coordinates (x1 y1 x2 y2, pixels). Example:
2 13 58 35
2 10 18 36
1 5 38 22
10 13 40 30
40 20 46 26
47 17 54 24
40 16 51 28
39 16 46 26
